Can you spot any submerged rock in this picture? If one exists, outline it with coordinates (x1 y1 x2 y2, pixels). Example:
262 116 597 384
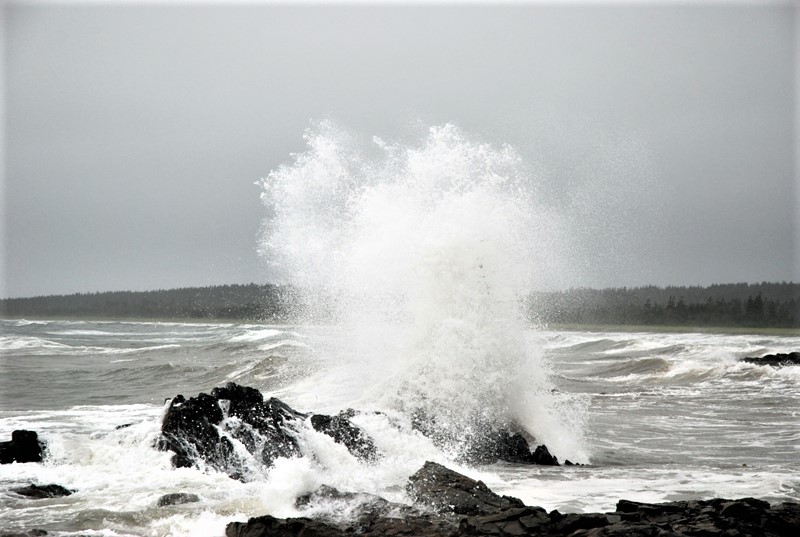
12 484 73 499
0 530 48 537
156 492 201 507
741 351 800 367
158 382 377 479
227 462 800 536
295 484 404 519
0 430 46 464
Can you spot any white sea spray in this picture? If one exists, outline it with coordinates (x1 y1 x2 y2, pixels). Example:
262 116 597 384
258 121 589 461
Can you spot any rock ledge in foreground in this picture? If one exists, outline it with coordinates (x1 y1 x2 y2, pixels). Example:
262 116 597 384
226 462 800 537
407 461 524 515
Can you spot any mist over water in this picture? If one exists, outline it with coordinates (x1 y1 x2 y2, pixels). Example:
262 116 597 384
258 122 588 461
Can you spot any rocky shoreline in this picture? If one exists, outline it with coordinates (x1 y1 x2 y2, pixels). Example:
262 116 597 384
156 382 561 480
226 461 800 536
5 459 798 537
4 372 800 536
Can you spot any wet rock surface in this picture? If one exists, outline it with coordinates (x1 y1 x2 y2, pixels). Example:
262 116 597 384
0 530 48 537
295 484 400 515
411 411 560 466
407 461 525 515
0 430 46 464
156 492 201 507
461 431 561 466
158 383 377 478
741 351 800 367
310 413 379 462
160 383 558 479
226 462 800 537
11 484 73 499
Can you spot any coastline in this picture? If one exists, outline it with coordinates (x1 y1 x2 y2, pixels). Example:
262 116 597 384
544 323 800 337
4 316 799 337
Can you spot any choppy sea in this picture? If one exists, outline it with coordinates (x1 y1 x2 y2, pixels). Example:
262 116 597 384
1 319 799 536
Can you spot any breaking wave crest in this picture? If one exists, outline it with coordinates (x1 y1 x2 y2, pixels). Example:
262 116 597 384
259 122 588 462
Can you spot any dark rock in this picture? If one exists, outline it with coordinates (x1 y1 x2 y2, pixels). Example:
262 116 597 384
1 531 48 537
310 413 379 462
606 497 800 537
227 513 460 537
159 392 235 472
294 484 412 523
764 502 800 536
221 395 306 469
159 383 379 479
741 351 800 367
12 484 73 498
550 512 610 534
466 431 559 466
157 492 201 507
296 484 387 510
224 463 800 536
211 383 265 407
295 484 354 507
226 515 344 537
410 410 560 466
530 443 559 465
460 506 550 534
0 430 46 464
407 461 524 516
719 498 766 522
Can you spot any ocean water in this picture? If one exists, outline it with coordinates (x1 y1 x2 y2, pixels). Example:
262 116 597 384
4 123 799 535
1 319 799 536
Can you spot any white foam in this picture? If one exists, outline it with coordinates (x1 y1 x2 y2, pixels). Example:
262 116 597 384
0 335 70 351
258 122 589 463
229 329 284 343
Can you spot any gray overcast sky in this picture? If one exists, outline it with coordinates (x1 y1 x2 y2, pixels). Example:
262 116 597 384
2 1 798 298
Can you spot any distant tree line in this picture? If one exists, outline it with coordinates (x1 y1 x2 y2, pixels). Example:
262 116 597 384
529 282 800 328
0 284 296 322
2 281 798 328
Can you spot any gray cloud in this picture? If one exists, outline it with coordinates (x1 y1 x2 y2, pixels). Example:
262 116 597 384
3 3 797 297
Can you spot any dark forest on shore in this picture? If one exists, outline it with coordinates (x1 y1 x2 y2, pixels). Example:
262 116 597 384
528 282 799 329
1 282 798 329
